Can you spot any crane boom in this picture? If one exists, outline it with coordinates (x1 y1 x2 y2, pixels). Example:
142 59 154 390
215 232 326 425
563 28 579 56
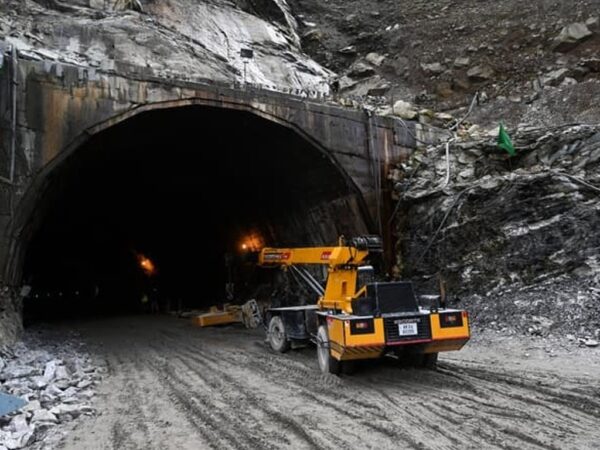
259 246 368 267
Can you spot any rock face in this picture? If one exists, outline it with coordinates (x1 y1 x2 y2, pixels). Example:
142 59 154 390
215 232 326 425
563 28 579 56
0 330 104 449
0 0 331 91
553 22 593 52
0 289 22 351
394 124 600 336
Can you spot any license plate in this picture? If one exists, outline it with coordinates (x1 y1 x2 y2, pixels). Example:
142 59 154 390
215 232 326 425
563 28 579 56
398 322 418 336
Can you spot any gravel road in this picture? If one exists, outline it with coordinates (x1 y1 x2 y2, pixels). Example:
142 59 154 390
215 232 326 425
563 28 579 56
48 315 600 450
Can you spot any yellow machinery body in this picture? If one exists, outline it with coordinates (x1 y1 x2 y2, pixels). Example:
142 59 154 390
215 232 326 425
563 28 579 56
192 305 242 327
258 236 471 373
325 311 470 361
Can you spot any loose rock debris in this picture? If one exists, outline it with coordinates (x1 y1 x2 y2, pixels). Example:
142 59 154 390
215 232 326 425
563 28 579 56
0 328 105 449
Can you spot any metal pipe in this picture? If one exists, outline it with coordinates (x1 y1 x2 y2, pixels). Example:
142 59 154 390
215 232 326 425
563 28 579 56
290 266 324 296
365 109 382 237
0 46 16 187
442 140 451 189
9 45 17 183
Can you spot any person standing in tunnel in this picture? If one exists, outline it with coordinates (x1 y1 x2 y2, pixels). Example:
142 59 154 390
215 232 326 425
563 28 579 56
149 282 160 314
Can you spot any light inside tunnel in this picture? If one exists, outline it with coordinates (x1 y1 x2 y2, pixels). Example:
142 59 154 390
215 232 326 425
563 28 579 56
239 232 265 253
137 253 157 277
18 105 370 321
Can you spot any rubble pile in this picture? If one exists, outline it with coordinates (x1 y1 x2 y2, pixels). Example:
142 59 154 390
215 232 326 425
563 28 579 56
393 124 600 337
0 331 104 449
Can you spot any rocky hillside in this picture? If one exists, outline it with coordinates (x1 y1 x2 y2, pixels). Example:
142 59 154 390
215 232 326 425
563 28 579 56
390 123 600 339
290 0 600 127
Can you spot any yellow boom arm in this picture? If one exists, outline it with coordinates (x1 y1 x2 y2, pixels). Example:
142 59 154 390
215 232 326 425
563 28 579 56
258 246 369 268
258 237 379 313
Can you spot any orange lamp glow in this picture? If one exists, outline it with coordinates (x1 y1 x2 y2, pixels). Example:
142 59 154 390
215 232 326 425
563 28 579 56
137 253 156 276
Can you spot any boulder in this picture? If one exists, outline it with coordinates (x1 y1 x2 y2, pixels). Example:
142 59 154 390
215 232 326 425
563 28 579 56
585 17 599 30
1 365 37 380
553 23 593 52
30 376 48 389
420 62 445 75
31 409 58 424
338 45 357 55
392 100 418 120
542 68 569 86
560 77 577 86
453 57 470 68
54 365 69 381
301 29 323 42
50 403 93 418
367 82 391 96
365 52 385 66
22 400 41 413
337 75 358 91
348 61 375 78
77 379 93 389
9 415 29 434
43 360 58 381
467 65 495 81
581 58 600 72
3 429 34 450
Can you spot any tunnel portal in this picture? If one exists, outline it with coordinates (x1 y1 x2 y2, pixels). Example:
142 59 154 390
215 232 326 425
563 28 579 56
17 105 370 320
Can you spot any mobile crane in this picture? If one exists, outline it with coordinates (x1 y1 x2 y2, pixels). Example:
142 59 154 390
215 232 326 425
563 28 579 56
258 236 470 374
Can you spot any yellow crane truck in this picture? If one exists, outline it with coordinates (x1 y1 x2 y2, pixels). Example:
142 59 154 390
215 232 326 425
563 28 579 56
258 236 470 374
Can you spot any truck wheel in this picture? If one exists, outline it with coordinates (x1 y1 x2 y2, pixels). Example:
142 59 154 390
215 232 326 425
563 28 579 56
268 316 290 353
317 325 341 375
422 352 438 369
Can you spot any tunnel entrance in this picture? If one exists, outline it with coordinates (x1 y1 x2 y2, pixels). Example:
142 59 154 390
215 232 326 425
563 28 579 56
16 105 369 321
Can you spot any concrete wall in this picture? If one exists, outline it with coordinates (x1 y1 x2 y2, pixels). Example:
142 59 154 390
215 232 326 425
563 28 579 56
0 54 417 286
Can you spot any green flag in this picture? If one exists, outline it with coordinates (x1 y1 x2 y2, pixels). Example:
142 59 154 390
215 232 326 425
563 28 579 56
497 123 515 156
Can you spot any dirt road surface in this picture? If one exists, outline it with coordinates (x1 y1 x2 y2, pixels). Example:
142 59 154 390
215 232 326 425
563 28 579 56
42 316 600 450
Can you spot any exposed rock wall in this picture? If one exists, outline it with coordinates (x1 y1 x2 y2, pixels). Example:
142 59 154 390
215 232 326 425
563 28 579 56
0 287 23 348
394 124 600 336
0 0 330 90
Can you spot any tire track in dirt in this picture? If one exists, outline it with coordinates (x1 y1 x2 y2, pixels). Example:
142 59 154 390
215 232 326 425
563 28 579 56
170 336 455 449
163 327 581 449
168 344 330 449
437 363 600 435
168 336 401 447
52 317 600 450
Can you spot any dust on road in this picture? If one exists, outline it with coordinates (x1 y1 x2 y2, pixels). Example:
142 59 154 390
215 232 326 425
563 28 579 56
48 316 600 450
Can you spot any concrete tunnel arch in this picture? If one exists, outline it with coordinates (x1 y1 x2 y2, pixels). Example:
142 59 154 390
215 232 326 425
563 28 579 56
6 99 373 318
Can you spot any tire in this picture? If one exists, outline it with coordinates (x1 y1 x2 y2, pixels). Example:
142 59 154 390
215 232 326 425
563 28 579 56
422 352 438 369
268 316 290 353
317 325 341 375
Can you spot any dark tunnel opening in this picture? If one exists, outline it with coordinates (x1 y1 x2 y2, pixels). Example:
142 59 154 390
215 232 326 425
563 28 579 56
19 105 370 322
